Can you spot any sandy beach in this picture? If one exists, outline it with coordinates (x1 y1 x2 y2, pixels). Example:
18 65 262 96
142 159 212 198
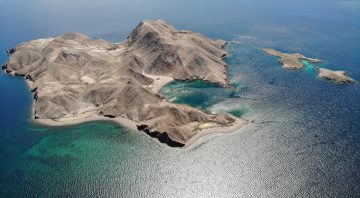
142 73 174 93
34 114 248 147
184 117 249 148
34 116 138 131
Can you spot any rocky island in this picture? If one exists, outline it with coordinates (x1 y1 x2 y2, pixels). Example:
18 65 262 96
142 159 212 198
263 48 356 84
317 68 355 84
2 19 247 147
262 48 321 69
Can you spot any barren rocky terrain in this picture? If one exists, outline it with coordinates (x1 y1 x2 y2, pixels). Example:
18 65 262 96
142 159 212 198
3 19 246 147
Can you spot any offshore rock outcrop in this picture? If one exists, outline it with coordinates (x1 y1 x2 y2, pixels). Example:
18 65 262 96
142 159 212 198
262 48 321 69
263 48 356 84
4 19 245 146
317 68 355 84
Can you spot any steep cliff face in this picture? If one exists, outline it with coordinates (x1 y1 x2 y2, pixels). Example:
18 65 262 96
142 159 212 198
126 20 229 85
4 19 240 146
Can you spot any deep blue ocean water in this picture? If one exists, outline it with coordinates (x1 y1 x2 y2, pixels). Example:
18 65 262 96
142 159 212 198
1 0 360 197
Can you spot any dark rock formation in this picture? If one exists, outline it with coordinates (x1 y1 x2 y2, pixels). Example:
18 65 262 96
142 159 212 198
6 48 16 54
137 125 185 147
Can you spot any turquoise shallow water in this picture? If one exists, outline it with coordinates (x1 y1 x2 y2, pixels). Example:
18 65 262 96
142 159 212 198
160 80 248 117
302 60 315 73
161 80 236 109
1 0 360 197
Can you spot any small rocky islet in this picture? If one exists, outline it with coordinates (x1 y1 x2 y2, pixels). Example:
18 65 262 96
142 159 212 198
262 48 356 84
316 68 355 84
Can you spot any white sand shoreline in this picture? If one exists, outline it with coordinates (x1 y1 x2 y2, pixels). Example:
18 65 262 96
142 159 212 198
33 116 138 131
33 115 248 148
142 73 174 93
184 117 248 148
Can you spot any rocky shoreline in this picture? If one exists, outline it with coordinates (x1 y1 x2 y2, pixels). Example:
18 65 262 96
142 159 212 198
137 124 185 147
